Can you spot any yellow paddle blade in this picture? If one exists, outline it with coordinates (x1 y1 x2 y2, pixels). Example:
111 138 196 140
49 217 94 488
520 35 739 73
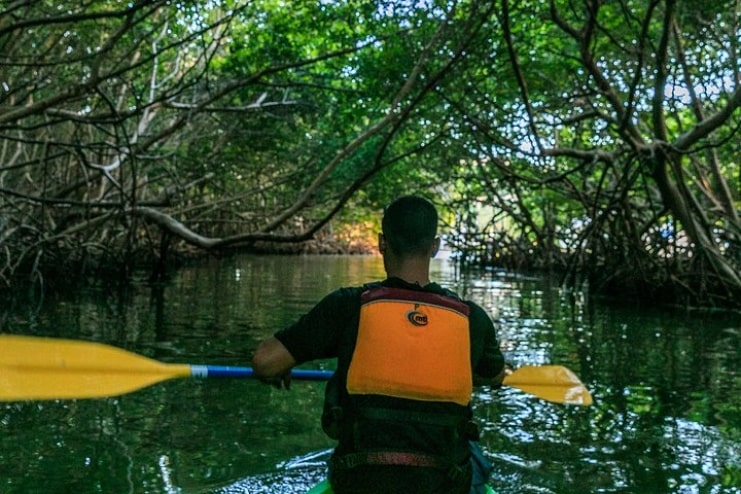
0 335 191 401
503 364 593 406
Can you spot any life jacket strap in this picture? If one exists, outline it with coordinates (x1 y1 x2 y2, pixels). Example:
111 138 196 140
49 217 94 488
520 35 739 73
330 451 450 470
330 451 473 484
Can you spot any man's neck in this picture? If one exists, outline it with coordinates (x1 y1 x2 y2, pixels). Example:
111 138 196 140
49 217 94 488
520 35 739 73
384 257 431 286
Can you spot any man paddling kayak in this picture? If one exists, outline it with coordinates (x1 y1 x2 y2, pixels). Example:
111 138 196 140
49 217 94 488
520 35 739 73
252 196 506 494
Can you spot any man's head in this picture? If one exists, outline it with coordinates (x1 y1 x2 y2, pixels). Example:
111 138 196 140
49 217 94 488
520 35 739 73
380 196 439 259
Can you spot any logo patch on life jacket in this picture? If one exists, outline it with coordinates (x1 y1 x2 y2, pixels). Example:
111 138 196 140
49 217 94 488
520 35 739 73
406 310 428 326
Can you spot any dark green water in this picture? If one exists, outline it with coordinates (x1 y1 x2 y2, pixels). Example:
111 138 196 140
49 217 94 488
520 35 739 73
1 255 739 493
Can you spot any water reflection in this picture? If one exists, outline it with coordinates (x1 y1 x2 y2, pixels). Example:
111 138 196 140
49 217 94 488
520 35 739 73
0 255 739 493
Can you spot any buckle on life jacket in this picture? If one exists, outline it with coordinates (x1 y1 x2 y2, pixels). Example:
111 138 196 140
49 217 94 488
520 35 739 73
322 406 343 440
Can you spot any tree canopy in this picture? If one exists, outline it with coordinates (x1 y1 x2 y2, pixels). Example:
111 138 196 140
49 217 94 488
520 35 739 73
0 0 738 307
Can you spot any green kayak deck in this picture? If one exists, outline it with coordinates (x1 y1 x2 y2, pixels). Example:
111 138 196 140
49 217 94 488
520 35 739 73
307 479 496 493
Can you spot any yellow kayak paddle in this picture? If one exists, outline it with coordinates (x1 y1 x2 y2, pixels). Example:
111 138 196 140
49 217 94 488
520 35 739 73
0 335 592 405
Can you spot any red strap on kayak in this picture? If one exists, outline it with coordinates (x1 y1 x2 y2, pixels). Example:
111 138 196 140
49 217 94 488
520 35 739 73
331 451 450 470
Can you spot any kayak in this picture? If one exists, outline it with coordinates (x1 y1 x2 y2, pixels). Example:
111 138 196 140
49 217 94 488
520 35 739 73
307 479 496 493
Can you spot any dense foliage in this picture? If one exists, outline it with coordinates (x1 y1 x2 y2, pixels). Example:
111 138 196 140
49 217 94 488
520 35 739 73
0 0 738 307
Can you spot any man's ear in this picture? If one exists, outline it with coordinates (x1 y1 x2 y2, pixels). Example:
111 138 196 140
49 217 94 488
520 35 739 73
378 233 386 254
431 237 440 258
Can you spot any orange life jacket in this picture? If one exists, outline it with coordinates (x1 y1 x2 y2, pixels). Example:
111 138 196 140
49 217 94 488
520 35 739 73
346 286 472 406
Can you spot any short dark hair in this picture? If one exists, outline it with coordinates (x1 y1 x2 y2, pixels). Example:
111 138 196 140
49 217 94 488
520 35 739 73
382 196 438 257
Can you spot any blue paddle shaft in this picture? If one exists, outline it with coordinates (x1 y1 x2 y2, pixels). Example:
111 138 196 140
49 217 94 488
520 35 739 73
190 365 333 381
